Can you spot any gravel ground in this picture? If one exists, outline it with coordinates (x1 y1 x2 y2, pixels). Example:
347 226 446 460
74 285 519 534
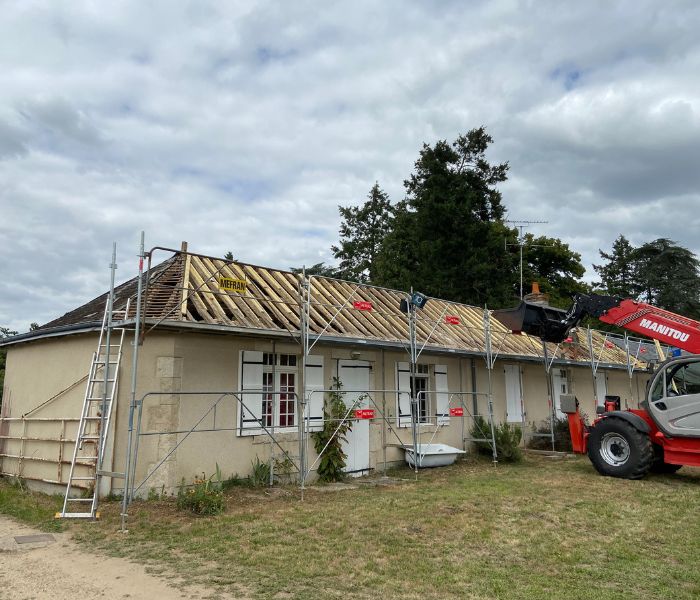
0 515 232 600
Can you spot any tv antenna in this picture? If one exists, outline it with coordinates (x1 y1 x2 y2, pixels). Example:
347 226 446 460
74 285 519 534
505 219 549 300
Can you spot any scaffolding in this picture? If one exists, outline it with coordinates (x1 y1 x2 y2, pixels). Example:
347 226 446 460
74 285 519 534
15 235 646 526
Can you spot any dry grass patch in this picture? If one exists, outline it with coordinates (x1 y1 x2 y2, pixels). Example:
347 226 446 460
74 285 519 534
2 455 699 599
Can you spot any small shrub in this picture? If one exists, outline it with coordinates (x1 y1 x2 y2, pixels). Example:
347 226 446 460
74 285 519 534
220 474 246 491
311 377 353 482
147 485 166 501
470 416 523 463
273 455 296 484
249 457 271 487
527 416 573 452
176 466 225 516
494 422 523 462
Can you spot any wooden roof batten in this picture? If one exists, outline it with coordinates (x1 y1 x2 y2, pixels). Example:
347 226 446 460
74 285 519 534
21 245 648 370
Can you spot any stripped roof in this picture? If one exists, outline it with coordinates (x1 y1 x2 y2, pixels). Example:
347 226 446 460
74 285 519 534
14 249 649 369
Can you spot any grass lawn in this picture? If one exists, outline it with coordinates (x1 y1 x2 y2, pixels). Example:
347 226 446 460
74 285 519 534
1 454 699 599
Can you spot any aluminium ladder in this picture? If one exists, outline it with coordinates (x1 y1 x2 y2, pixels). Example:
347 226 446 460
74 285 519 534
58 299 130 519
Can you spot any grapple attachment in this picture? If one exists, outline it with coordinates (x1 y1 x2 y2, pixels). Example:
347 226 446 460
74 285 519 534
491 301 571 343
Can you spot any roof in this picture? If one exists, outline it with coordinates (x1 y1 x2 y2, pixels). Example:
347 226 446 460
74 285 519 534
4 249 649 369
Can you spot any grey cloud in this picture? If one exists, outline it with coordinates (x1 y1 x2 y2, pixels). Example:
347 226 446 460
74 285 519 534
2 1 700 331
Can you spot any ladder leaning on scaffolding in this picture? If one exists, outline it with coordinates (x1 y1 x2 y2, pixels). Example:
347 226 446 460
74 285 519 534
57 298 130 519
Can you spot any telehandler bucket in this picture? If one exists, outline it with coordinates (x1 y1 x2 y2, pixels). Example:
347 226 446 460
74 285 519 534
491 301 571 343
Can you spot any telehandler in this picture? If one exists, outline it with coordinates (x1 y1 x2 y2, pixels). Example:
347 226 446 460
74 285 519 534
493 293 700 478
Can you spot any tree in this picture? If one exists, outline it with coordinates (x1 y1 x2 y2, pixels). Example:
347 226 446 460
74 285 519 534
633 239 700 318
331 183 395 283
223 251 234 261
518 234 588 308
594 237 700 320
290 263 338 277
29 322 40 331
374 127 513 306
593 235 637 298
0 327 18 409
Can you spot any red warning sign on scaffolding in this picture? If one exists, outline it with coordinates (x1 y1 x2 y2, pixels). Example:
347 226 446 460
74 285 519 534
353 301 373 312
355 409 375 419
449 407 464 417
445 315 460 325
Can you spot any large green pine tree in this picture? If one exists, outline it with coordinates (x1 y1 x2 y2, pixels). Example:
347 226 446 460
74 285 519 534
593 235 637 298
331 183 395 283
374 127 513 306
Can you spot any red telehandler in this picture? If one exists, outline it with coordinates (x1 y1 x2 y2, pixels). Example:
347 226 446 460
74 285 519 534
493 293 700 479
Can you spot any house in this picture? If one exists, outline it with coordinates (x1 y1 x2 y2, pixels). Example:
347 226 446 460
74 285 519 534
0 245 654 497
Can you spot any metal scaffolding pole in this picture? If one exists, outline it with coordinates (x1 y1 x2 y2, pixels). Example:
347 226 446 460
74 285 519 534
482 309 499 464
121 232 145 532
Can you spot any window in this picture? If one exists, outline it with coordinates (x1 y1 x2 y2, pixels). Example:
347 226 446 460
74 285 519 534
240 351 299 433
396 362 450 427
262 353 297 428
411 367 430 423
666 361 700 397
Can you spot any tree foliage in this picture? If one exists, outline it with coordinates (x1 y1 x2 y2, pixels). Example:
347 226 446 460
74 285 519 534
595 237 700 319
518 234 588 308
634 239 700 318
311 377 353 482
290 263 338 277
331 183 395 283
374 127 514 306
593 235 637 298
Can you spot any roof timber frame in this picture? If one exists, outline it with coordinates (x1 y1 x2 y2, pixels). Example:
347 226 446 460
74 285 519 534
17 244 650 372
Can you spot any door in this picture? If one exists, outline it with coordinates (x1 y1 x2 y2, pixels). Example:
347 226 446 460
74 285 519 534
648 357 700 438
504 364 523 422
552 368 569 418
595 372 607 407
338 360 371 475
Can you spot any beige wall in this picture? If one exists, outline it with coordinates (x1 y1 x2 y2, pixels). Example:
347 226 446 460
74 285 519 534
2 330 651 497
1 334 97 493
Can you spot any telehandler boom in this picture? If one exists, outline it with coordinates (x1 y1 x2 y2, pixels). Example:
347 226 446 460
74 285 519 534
493 293 700 478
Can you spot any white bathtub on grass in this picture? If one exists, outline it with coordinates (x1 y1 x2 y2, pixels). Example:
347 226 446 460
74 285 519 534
403 443 465 468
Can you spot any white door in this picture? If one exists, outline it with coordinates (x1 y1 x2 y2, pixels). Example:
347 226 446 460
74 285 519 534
595 372 607 407
552 369 569 418
338 360 371 476
504 364 523 422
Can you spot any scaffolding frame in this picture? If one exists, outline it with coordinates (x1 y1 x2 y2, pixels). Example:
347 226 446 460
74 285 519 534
38 235 639 529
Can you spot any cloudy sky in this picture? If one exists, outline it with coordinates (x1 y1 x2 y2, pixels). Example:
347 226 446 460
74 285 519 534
2 1 700 332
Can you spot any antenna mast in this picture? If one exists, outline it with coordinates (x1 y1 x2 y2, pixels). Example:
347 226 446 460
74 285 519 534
505 219 549 300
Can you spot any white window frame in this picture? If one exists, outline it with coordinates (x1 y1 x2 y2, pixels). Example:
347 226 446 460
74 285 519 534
396 362 450 427
239 351 299 436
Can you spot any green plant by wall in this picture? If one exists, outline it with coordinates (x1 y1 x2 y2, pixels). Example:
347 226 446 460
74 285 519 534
176 465 225 515
527 416 574 452
470 416 523 463
311 377 354 482
249 457 271 487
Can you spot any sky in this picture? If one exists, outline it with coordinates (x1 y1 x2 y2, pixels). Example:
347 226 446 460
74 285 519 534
2 1 700 332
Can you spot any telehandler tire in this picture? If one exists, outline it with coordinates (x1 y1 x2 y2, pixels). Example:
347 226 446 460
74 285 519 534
587 417 653 479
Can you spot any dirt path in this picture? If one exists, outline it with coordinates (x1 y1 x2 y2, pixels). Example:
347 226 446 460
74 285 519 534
0 515 233 600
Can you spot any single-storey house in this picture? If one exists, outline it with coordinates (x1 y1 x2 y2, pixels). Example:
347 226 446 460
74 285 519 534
0 245 654 497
